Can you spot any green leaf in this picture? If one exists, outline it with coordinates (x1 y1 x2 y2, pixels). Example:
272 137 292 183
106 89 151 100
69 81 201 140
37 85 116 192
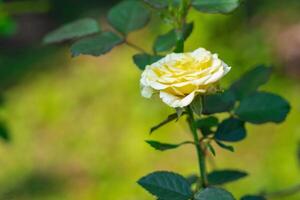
208 170 248 185
202 91 235 115
206 143 216 156
43 18 101 44
195 116 219 129
138 171 193 200
215 141 234 152
195 116 219 136
215 118 246 142
192 0 240 14
143 0 168 9
0 122 9 141
235 92 291 124
108 0 150 35
150 113 178 134
230 65 272 100
190 95 203 116
186 174 199 185
133 53 162 70
194 187 235 200
153 22 193 53
241 195 266 200
70 32 123 57
146 140 191 151
153 30 176 52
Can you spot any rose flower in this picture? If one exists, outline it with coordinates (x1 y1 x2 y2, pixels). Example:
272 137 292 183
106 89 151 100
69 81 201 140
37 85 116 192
140 48 231 108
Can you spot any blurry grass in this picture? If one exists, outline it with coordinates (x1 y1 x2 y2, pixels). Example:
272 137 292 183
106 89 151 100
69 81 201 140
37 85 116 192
0 8 299 200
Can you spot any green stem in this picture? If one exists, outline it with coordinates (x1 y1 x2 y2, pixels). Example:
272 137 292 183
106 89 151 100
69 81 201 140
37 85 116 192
174 30 184 53
125 40 147 53
186 106 208 188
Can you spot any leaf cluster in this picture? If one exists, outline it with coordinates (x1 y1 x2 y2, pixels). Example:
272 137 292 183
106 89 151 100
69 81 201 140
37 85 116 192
142 65 290 200
43 1 294 199
43 0 241 70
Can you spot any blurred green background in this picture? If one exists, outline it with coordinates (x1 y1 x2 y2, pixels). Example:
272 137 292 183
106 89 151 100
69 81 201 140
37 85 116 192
0 0 300 199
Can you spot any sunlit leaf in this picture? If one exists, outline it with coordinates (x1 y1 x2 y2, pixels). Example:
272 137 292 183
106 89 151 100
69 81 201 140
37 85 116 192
194 187 235 200
215 117 246 142
230 65 272 100
138 171 192 200
108 0 150 35
71 32 123 57
208 170 248 185
192 0 240 14
43 18 101 44
235 92 290 124
133 53 162 70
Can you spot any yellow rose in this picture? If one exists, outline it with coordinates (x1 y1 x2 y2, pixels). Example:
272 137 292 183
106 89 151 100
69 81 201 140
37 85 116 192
140 48 231 108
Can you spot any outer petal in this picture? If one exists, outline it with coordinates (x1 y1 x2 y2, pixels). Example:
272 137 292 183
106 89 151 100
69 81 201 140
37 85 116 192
141 85 154 98
204 66 225 84
159 91 196 108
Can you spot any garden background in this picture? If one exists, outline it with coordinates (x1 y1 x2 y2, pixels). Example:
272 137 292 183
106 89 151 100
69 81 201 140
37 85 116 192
0 0 300 199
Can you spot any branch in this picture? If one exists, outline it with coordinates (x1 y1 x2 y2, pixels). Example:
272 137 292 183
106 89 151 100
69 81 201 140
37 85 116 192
125 40 148 54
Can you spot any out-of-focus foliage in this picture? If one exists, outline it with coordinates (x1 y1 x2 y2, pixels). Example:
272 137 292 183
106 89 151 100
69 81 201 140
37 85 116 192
0 0 300 199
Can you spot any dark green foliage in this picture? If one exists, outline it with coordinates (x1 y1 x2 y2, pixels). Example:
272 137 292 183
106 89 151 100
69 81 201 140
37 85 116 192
150 113 178 134
108 0 151 35
146 140 190 151
133 54 163 70
153 22 193 53
0 95 4 107
241 195 266 200
153 30 176 53
194 187 235 200
143 0 168 9
202 91 235 114
195 116 219 129
192 0 240 14
195 116 219 136
186 174 199 185
208 170 248 185
0 122 9 141
215 141 234 152
215 118 246 142
230 65 272 100
43 18 101 44
235 92 290 124
70 32 123 57
138 171 192 200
